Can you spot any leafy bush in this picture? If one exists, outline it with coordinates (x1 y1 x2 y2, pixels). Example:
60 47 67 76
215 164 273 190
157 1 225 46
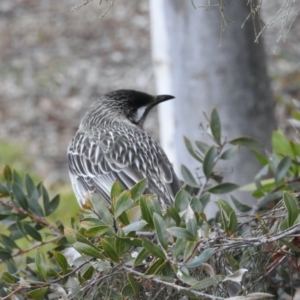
1 109 300 299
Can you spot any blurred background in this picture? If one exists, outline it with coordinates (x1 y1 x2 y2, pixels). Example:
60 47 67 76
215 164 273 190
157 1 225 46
0 0 300 201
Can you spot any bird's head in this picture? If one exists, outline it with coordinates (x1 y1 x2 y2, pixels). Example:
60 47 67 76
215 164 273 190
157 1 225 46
85 89 175 128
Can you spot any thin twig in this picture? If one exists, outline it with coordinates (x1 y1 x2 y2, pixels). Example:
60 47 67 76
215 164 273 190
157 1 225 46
122 266 225 300
0 199 61 233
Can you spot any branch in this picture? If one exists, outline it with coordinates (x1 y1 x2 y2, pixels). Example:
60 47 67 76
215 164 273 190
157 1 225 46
212 223 300 252
0 199 61 233
122 266 225 300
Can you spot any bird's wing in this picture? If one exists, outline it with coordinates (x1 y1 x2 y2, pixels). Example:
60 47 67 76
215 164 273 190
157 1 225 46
68 127 180 207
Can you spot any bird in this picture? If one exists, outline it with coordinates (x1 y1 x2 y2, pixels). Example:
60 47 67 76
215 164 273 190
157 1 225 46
67 89 180 208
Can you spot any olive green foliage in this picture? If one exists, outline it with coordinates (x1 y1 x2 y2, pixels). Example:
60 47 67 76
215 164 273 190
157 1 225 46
1 109 300 299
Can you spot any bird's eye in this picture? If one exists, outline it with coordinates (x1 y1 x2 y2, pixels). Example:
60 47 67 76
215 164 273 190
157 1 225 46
131 107 138 114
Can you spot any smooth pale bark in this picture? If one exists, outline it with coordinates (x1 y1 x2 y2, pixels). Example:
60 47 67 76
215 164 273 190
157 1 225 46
150 0 276 207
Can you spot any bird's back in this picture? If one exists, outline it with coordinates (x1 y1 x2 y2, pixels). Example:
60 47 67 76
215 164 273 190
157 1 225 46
68 120 180 207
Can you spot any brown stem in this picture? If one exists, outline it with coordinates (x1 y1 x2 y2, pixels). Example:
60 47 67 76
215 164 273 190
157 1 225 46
0 199 61 233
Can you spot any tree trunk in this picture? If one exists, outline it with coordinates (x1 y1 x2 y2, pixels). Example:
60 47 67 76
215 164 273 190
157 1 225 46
150 0 276 208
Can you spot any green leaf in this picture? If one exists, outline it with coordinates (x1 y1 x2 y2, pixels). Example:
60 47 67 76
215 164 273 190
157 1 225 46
115 234 126 257
133 248 149 267
229 136 260 148
184 241 197 260
275 156 292 184
127 273 140 295
12 182 28 210
184 136 203 163
41 185 50 216
114 190 133 218
195 140 210 155
12 170 23 188
142 238 166 259
25 174 39 201
167 206 181 226
27 287 49 299
2 271 17 284
173 238 186 258
0 234 20 251
230 195 252 213
115 235 143 247
82 265 94 281
89 194 113 226
258 191 283 208
185 205 197 237
122 284 135 297
216 199 237 234
64 228 104 258
177 269 199 286
190 196 203 213
146 258 166 275
220 147 238 160
48 194 60 215
210 107 221 145
190 277 217 290
140 195 153 228
185 248 215 268
0 182 9 197
252 149 268 166
203 146 217 178
272 130 293 157
122 220 147 235
110 180 125 203
174 189 190 212
131 178 147 200
73 242 104 259
0 248 11 260
53 252 69 274
126 206 142 223
283 192 299 227
181 164 198 187
84 225 110 237
199 193 210 209
207 182 239 194
167 227 196 241
102 239 120 263
24 224 42 242
153 212 169 250
35 249 48 280
3 165 12 182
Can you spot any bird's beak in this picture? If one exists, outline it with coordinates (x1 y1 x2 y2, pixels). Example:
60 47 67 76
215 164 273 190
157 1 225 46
147 94 175 111
138 94 175 127
154 94 175 106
